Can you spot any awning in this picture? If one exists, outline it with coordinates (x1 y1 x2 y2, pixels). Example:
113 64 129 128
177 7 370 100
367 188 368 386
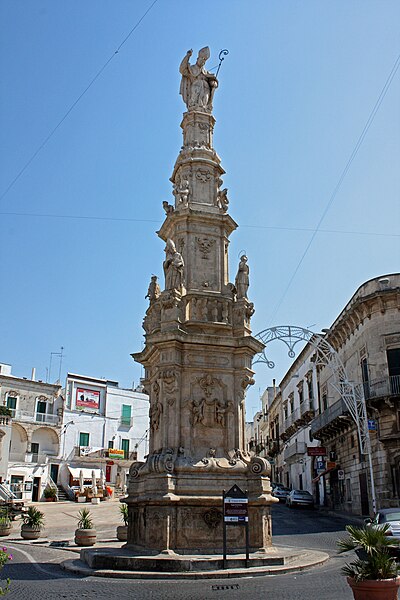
312 466 337 483
68 467 102 480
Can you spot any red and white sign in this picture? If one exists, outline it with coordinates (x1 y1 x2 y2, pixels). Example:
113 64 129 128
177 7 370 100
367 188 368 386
76 388 100 411
307 447 327 456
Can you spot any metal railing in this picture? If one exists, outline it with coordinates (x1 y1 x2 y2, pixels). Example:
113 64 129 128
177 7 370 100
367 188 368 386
9 409 61 426
310 398 348 436
363 375 400 399
119 416 133 428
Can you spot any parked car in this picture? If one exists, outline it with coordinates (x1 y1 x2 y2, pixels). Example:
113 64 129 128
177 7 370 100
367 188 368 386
286 489 314 508
272 487 291 502
365 508 400 539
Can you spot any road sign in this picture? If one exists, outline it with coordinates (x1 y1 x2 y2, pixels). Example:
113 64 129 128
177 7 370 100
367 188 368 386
368 419 377 431
338 470 345 480
316 459 326 471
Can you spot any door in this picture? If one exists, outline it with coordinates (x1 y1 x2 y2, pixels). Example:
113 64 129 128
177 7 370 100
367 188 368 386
50 464 59 485
359 472 369 515
105 465 112 482
121 439 129 459
387 348 400 394
10 475 23 499
32 477 41 502
31 442 39 462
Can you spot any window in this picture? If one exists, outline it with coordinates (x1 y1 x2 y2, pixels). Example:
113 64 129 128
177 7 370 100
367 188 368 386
121 405 132 427
307 378 313 400
108 440 114 449
283 404 288 420
121 439 129 459
36 401 47 414
298 386 304 404
79 432 90 447
322 387 328 411
289 395 294 414
387 348 400 395
6 395 17 410
31 442 39 461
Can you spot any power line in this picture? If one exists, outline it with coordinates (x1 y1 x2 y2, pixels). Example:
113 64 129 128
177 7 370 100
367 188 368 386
0 210 398 238
0 0 159 204
267 50 400 325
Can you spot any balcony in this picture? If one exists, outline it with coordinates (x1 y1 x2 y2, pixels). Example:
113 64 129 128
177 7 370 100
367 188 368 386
9 451 57 464
363 375 400 400
73 447 137 461
310 398 350 440
10 410 61 426
283 441 307 461
119 416 133 428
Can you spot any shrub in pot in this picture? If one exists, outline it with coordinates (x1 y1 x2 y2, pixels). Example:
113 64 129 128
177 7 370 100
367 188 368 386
116 502 128 541
43 487 57 502
0 510 12 537
21 506 45 540
338 524 400 600
74 508 96 546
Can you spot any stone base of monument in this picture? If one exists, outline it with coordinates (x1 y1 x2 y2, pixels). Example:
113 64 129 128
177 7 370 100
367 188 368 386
61 546 329 579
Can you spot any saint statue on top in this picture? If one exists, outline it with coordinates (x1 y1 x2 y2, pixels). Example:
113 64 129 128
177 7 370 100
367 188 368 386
179 47 218 112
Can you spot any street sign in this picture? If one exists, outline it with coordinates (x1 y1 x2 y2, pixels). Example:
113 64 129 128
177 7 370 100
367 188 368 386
316 459 326 471
307 447 327 456
368 419 377 431
223 485 249 569
327 461 336 470
338 470 345 480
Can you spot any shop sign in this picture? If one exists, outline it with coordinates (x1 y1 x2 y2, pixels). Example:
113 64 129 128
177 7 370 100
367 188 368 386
307 447 326 456
108 449 125 459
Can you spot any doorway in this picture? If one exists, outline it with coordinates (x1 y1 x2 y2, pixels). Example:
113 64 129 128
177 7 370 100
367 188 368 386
32 477 41 502
359 472 370 515
50 464 59 485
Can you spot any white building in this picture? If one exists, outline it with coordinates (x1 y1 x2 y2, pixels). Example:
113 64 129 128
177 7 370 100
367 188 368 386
59 372 149 495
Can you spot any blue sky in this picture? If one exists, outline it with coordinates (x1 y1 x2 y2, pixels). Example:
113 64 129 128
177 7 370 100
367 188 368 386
1 1 399 417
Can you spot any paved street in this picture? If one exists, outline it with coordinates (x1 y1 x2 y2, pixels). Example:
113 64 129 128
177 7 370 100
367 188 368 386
0 503 360 599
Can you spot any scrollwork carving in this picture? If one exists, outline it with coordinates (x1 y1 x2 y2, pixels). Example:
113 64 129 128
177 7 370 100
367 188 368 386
196 168 211 182
196 237 215 259
203 508 222 529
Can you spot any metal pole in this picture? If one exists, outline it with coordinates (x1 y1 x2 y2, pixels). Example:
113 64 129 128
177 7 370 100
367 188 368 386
222 489 226 569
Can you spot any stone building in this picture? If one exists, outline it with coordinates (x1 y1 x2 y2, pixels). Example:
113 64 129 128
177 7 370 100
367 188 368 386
311 273 400 515
259 273 400 515
0 362 62 501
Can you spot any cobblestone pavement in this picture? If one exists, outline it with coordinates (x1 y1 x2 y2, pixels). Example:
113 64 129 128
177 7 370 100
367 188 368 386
1 503 359 600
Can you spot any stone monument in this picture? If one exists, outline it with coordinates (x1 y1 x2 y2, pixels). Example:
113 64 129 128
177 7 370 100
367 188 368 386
127 47 276 555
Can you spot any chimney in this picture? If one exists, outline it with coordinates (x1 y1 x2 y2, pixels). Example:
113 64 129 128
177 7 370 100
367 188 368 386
31 368 36 381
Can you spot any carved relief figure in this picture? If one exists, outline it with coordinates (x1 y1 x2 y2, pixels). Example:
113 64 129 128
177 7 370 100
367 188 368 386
179 47 218 112
145 275 161 303
192 397 205 424
173 176 190 206
150 400 162 431
163 239 184 292
216 188 229 212
235 255 250 299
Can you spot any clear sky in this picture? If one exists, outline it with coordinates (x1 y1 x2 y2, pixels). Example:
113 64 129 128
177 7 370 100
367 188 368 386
1 1 399 418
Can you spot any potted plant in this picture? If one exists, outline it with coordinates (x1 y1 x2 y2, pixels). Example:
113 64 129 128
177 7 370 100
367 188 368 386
116 502 128 541
21 506 45 540
0 509 12 537
43 486 57 502
74 508 96 547
338 524 400 600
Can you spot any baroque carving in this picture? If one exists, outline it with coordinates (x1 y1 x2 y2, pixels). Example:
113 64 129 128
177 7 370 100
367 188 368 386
196 237 215 259
203 508 222 529
216 188 229 212
173 176 190 207
163 239 184 292
145 275 161 303
162 201 174 215
179 47 218 112
196 168 211 182
235 255 250 299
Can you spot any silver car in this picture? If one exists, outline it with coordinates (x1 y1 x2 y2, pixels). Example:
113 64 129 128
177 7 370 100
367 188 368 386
365 508 400 538
286 489 314 508
272 486 290 502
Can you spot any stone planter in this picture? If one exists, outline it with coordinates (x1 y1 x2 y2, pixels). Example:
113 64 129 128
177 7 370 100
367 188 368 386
347 576 400 600
77 495 86 503
0 524 12 537
74 528 96 547
116 525 128 541
21 525 42 540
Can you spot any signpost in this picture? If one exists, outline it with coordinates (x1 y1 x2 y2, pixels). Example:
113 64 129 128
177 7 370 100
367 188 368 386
223 485 249 569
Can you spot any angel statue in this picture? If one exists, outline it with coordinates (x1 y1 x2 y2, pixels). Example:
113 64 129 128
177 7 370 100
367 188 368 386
179 47 218 112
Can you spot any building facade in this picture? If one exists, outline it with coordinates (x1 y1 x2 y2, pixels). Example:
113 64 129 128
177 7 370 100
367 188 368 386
0 362 62 501
60 372 149 494
258 274 400 515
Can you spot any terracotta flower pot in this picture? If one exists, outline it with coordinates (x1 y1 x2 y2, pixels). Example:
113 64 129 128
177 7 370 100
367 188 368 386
0 524 11 537
116 525 128 541
21 524 42 540
347 576 400 600
74 528 96 547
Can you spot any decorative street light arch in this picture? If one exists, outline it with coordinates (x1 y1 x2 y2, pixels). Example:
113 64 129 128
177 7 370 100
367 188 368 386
253 325 376 513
